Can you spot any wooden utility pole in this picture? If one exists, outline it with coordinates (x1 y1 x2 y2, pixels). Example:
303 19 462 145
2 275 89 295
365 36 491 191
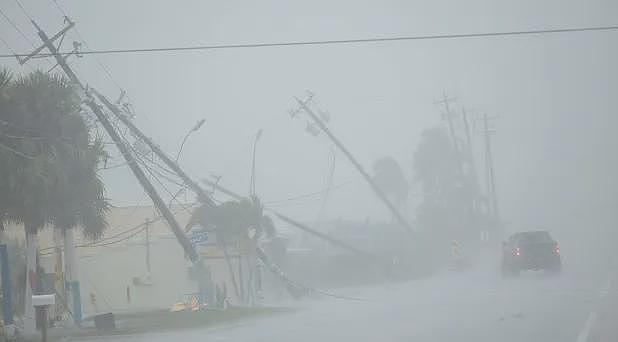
93 89 380 260
434 93 465 177
480 113 500 220
462 108 477 183
293 96 415 234
25 20 381 267
462 108 481 210
93 90 216 207
24 21 198 262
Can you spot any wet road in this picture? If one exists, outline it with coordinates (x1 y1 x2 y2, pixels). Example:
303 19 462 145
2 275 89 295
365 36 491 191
77 258 614 342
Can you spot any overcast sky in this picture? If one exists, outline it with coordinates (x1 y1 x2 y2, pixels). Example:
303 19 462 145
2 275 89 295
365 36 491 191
1 0 617 234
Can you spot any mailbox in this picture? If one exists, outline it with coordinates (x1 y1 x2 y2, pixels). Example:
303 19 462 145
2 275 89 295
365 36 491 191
32 294 55 307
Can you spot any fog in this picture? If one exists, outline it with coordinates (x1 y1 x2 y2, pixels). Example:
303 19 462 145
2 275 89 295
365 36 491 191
1 0 616 341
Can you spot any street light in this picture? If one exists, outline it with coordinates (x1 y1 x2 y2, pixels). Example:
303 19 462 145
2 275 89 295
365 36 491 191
175 119 206 163
249 129 263 196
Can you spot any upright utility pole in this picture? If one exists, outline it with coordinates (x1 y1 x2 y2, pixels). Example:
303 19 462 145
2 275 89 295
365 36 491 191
24 21 198 262
292 95 414 234
480 113 500 221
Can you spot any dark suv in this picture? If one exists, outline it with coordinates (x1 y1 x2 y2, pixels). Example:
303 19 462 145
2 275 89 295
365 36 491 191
501 231 561 276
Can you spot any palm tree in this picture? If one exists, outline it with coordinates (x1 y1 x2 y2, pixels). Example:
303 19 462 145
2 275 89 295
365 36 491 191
0 70 109 329
49 135 109 325
372 156 409 214
186 195 269 302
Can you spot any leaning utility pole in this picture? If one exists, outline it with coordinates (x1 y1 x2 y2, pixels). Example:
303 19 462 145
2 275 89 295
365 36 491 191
94 89 381 261
480 113 500 221
292 95 415 234
462 108 478 185
22 20 198 262
93 90 216 208
462 108 481 210
434 93 465 177
201 177 380 260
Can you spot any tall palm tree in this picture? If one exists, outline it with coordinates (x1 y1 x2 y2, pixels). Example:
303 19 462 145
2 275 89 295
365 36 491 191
373 156 409 214
0 70 109 329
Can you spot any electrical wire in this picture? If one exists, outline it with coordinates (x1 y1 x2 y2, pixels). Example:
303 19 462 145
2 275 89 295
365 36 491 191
13 0 34 22
0 141 35 159
39 203 198 254
1 24 617 59
0 32 17 55
47 0 136 108
264 181 350 205
49 0 68 17
0 5 36 48
0 32 34 71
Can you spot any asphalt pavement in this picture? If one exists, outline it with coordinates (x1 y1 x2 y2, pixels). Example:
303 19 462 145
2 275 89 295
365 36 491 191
71 253 615 342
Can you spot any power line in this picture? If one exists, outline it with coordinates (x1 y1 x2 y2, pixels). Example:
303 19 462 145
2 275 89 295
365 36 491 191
13 0 34 22
0 33 17 55
40 203 198 254
49 0 68 17
264 181 351 205
47 0 125 92
0 6 37 49
1 24 617 59
0 142 35 159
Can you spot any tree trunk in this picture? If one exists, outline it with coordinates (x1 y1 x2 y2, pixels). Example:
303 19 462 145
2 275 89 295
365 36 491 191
63 229 82 326
52 229 65 321
24 228 37 333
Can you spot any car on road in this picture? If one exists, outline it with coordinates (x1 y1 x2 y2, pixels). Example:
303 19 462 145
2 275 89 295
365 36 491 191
501 230 562 276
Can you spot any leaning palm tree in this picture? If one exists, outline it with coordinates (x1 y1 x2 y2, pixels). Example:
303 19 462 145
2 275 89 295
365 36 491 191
186 195 271 301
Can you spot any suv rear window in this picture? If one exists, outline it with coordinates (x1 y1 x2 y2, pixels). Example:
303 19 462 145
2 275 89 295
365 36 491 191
517 231 553 244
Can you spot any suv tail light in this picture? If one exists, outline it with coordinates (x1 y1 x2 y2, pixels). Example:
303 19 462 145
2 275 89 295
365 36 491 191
553 244 560 255
513 247 521 256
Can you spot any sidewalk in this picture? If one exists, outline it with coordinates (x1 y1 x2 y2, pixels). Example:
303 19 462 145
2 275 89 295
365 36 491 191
19 306 293 342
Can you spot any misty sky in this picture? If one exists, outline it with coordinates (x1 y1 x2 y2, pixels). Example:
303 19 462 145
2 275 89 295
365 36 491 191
1 0 616 235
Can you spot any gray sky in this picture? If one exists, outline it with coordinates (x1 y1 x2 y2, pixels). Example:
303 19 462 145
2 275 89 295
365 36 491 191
1 0 617 233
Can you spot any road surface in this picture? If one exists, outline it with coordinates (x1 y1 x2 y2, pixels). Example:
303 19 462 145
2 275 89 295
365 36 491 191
73 254 616 342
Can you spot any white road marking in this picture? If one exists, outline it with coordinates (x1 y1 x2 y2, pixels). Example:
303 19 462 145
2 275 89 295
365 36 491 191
575 311 597 342
575 273 613 342
599 274 612 299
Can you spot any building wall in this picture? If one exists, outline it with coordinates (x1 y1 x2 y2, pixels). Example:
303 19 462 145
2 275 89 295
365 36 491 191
4 204 241 315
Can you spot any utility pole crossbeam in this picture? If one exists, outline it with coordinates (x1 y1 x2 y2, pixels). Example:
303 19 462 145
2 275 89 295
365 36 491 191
17 20 75 65
292 95 415 234
27 21 198 262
